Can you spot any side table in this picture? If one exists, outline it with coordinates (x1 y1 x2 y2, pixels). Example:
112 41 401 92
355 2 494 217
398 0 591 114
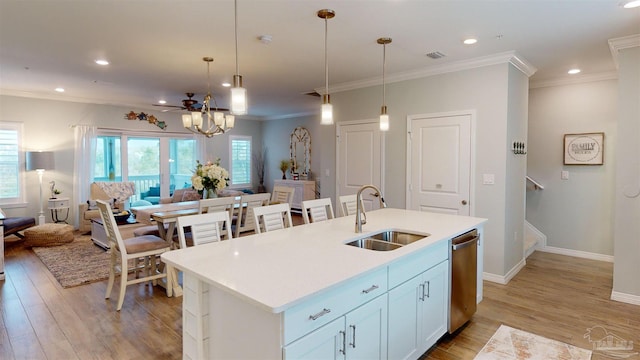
48 197 70 224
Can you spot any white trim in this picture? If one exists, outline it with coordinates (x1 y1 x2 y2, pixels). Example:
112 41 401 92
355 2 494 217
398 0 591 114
608 34 640 69
525 220 546 249
321 51 537 95
538 246 614 263
482 258 526 285
530 71 618 89
611 291 640 306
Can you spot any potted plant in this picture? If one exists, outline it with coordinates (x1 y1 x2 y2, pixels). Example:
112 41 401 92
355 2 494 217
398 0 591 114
253 147 267 193
279 159 290 180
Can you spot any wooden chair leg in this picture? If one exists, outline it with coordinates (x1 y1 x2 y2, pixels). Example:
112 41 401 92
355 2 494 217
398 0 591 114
116 258 128 311
105 251 116 299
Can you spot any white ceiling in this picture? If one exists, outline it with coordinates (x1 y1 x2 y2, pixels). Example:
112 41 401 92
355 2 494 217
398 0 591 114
1 0 638 120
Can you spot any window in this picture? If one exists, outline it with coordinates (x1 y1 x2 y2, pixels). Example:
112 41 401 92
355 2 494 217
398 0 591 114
95 134 196 204
0 122 24 205
229 135 251 187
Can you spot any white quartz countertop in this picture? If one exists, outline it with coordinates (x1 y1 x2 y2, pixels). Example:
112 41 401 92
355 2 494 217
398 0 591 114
161 208 486 313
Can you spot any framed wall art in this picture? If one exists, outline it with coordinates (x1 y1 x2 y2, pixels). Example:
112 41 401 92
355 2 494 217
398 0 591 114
563 132 604 165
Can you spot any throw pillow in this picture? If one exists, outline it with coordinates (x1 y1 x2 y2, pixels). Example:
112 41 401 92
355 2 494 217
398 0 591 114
147 186 160 196
87 199 115 210
181 190 201 202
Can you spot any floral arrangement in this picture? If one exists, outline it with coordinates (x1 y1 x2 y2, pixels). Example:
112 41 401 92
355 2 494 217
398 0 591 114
191 159 229 195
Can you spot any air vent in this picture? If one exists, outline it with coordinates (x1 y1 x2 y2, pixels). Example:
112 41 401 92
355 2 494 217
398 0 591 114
426 51 446 59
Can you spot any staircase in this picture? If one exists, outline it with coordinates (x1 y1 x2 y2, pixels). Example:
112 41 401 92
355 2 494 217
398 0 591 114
524 221 545 258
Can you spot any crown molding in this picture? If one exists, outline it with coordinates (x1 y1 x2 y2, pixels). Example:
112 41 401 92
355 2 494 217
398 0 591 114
530 71 618 89
608 34 640 68
318 51 537 95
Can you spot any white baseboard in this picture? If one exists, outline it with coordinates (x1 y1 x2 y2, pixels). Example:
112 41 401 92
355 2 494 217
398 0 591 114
539 246 614 263
483 258 527 285
611 291 640 306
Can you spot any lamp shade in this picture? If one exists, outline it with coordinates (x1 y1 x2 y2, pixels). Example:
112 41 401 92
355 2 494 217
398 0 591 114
26 151 55 171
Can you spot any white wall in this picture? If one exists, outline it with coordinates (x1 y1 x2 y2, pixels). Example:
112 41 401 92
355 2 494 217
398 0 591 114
527 80 617 255
324 61 529 277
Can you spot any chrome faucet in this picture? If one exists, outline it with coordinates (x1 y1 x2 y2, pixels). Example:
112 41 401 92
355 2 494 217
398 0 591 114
355 184 387 233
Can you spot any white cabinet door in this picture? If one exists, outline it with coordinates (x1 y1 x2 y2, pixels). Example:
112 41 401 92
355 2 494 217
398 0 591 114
387 275 423 360
345 295 388 360
388 261 449 360
284 317 346 360
285 296 388 360
418 261 448 352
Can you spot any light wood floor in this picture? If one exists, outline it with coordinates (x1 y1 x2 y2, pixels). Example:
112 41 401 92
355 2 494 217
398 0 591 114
2 224 638 359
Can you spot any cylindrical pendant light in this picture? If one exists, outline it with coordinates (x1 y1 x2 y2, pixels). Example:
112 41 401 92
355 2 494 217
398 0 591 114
378 37 392 131
318 9 335 125
231 0 248 115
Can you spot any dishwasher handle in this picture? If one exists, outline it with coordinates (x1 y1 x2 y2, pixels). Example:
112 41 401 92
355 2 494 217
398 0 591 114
452 235 478 251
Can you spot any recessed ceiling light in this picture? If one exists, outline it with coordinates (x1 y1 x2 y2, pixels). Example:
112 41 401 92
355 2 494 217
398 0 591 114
463 38 478 45
222 82 231 87
568 68 581 75
95 59 109 66
623 0 640 9
54 87 65 92
158 100 167 104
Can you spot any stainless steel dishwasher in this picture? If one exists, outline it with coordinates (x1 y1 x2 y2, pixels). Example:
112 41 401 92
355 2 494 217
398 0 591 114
449 228 479 333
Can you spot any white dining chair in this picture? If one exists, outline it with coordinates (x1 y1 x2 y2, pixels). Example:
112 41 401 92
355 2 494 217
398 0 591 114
235 192 271 237
176 211 233 249
271 186 295 206
253 203 293 234
301 198 334 224
96 200 171 311
339 194 363 216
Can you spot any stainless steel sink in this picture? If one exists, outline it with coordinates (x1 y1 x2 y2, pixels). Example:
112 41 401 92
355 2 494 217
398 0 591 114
345 230 430 251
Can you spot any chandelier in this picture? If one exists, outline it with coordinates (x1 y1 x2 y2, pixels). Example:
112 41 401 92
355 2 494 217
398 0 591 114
182 57 234 138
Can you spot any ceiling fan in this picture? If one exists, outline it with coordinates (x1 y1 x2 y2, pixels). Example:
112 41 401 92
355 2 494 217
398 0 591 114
153 92 203 112
153 92 230 112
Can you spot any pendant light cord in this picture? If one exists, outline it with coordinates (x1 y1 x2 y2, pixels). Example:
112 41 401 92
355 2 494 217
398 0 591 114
382 42 386 107
324 17 329 97
234 0 239 75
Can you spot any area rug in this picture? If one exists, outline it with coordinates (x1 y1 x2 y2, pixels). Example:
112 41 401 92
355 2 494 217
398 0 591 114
475 325 592 360
31 225 141 288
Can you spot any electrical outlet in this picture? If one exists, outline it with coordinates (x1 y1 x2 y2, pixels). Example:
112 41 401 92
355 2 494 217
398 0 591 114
483 174 495 185
561 171 569 180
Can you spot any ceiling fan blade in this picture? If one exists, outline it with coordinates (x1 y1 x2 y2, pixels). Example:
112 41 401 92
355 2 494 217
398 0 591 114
152 104 184 109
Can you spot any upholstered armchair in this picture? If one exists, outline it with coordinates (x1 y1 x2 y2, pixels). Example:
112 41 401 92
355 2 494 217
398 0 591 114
78 182 133 233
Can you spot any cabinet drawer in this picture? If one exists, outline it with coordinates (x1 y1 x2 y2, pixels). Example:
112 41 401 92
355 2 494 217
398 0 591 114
48 198 69 208
283 267 387 344
388 240 448 289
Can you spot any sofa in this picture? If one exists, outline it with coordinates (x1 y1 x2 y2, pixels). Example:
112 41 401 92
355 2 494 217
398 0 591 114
78 182 132 233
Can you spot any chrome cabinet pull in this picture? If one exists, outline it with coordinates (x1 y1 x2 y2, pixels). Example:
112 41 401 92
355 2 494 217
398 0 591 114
361 284 379 294
349 325 357 348
426 281 430 298
419 283 425 301
308 308 331 321
339 330 346 354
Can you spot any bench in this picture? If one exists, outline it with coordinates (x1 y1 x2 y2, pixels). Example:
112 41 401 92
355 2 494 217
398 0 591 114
2 216 36 239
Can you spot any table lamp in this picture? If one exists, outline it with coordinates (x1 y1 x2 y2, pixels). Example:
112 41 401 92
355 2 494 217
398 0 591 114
26 151 55 225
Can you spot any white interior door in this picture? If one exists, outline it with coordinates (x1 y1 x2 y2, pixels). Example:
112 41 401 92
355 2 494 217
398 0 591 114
337 120 383 211
407 112 472 215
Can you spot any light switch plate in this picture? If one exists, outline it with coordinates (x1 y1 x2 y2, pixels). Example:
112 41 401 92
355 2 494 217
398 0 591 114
483 174 495 185
561 170 569 180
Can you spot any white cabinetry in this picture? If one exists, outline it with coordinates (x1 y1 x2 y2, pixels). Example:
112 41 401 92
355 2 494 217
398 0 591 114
274 180 315 211
284 295 388 359
388 261 448 359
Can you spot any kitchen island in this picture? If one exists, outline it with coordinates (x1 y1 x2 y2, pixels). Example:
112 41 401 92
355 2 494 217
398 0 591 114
162 208 486 359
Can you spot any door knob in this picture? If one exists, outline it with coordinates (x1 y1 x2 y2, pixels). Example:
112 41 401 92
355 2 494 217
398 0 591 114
461 200 468 205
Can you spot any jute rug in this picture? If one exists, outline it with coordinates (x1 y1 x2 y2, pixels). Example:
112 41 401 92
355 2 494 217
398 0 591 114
475 325 592 360
31 224 143 288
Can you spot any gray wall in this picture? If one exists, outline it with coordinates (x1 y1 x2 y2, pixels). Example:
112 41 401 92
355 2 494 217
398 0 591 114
0 94 262 221
324 62 528 277
613 45 640 297
261 115 320 194
527 80 617 255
